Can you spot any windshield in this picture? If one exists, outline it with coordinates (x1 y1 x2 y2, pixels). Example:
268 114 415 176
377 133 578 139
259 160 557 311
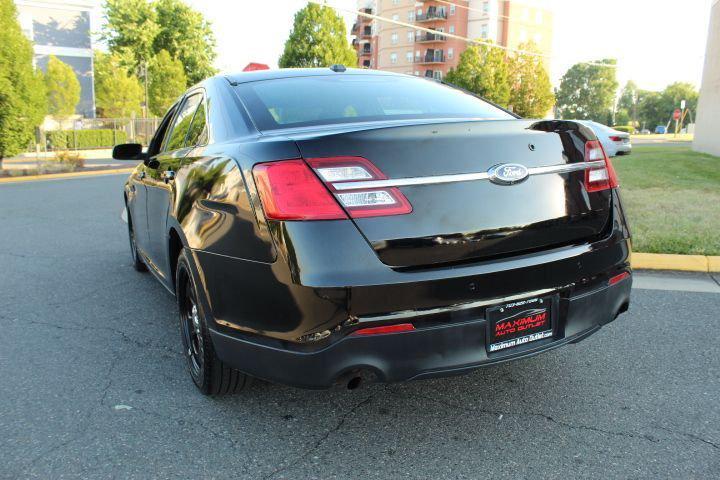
234 74 514 131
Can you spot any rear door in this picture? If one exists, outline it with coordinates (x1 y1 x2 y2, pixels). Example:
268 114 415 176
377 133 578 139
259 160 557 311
294 119 613 268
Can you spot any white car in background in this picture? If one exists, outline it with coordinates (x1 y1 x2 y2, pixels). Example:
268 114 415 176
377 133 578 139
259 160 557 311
579 121 632 157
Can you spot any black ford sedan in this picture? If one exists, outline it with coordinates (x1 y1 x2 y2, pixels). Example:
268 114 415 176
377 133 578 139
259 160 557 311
115 67 632 395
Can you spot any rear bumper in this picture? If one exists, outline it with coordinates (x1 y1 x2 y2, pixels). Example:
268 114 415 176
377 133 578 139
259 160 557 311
209 274 631 389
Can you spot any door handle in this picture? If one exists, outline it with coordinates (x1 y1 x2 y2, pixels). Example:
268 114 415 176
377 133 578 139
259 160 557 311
162 170 176 183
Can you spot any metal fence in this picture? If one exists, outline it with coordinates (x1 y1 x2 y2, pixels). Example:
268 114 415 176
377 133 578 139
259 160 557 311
39 117 162 151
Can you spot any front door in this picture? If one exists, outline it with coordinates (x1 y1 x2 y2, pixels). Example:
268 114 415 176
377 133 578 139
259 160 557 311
143 92 204 282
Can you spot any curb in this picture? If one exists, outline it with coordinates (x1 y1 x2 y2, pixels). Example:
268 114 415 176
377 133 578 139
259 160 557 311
0 168 134 184
632 252 720 273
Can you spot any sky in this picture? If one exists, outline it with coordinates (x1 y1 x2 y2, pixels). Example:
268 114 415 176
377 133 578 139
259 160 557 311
96 0 714 92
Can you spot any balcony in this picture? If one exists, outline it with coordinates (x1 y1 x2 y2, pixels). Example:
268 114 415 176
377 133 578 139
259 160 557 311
416 32 447 43
359 46 373 56
416 10 447 22
415 52 445 64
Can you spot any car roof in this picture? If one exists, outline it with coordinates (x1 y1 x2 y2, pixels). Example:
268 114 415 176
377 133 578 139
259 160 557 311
223 67 406 85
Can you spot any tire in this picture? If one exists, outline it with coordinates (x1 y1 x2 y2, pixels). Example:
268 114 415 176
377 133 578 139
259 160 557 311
176 249 250 395
127 209 147 272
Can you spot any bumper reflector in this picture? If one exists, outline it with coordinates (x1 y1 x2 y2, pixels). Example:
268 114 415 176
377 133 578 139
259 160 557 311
608 271 631 285
351 323 415 336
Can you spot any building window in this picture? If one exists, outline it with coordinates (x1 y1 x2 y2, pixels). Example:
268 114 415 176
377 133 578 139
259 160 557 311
480 24 489 39
536 11 543 24
390 53 398 64
449 25 455 34
483 1 490 13
519 29 528 42
391 33 398 44
392 0 400 4
414 70 420 76
407 31 415 42
407 10 414 21
534 33 542 44
434 71 443 81
415 50 421 58
406 51 413 62
392 14 399 21
450 4 456 15
448 48 454 59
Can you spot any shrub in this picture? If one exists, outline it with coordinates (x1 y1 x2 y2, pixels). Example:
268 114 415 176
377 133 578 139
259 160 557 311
612 125 635 134
54 150 84 169
46 129 128 150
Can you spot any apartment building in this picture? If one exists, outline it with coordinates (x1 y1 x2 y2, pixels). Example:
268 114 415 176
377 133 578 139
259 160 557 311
15 0 97 118
351 1 378 69
353 0 553 80
468 0 553 57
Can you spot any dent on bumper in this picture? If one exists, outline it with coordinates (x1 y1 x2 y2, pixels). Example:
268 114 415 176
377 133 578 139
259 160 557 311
209 276 632 389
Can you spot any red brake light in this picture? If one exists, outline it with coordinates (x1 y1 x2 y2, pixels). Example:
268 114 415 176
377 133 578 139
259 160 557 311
252 160 348 220
584 140 619 192
351 323 415 336
609 136 623 142
307 157 412 218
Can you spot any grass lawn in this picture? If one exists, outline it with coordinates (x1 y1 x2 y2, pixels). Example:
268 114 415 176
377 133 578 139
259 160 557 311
612 145 720 256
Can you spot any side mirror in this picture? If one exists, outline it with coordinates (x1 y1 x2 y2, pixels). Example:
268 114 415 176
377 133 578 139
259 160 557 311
112 143 145 160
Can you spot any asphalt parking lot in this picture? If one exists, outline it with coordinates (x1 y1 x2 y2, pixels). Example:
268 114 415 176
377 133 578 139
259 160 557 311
1 174 719 479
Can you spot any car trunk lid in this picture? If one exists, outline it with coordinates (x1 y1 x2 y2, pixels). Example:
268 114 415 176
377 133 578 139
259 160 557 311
291 119 613 268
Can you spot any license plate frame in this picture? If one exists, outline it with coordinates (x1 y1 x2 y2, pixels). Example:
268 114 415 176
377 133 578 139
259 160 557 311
486 295 556 353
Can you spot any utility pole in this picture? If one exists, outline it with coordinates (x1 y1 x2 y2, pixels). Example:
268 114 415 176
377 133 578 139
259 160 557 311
143 60 149 119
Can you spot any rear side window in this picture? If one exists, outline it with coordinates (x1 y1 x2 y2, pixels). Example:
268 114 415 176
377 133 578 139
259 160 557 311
164 93 202 151
235 75 513 131
184 100 208 147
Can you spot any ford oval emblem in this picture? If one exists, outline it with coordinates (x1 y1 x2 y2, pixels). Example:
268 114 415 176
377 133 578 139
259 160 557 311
488 163 530 185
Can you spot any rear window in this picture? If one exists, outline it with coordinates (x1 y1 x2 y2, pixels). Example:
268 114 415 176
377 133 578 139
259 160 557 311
234 75 513 131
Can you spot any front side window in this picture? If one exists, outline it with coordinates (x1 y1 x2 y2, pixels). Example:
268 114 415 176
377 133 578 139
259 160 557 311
235 74 513 131
164 93 202 152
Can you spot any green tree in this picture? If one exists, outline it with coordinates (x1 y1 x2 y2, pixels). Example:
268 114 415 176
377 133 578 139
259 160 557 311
555 59 618 122
44 55 80 117
94 51 143 118
507 42 554 117
614 109 630 126
153 0 216 84
445 42 511 107
279 3 356 68
661 82 698 116
148 49 186 116
0 0 46 161
101 0 216 86
638 90 665 130
617 80 639 126
100 0 159 69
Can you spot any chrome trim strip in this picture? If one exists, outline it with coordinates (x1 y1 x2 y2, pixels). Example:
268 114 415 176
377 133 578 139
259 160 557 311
331 160 606 191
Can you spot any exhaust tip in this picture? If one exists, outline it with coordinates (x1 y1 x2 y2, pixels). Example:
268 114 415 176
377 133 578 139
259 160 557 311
346 376 362 390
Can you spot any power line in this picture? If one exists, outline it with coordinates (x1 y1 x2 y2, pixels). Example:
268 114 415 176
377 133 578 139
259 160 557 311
312 0 617 68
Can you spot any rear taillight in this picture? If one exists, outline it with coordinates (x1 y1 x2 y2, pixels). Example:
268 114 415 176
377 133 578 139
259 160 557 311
584 140 619 192
307 157 412 218
609 136 623 142
252 160 348 220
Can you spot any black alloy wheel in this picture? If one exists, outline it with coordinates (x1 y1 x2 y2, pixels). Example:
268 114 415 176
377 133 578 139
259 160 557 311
176 250 250 395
